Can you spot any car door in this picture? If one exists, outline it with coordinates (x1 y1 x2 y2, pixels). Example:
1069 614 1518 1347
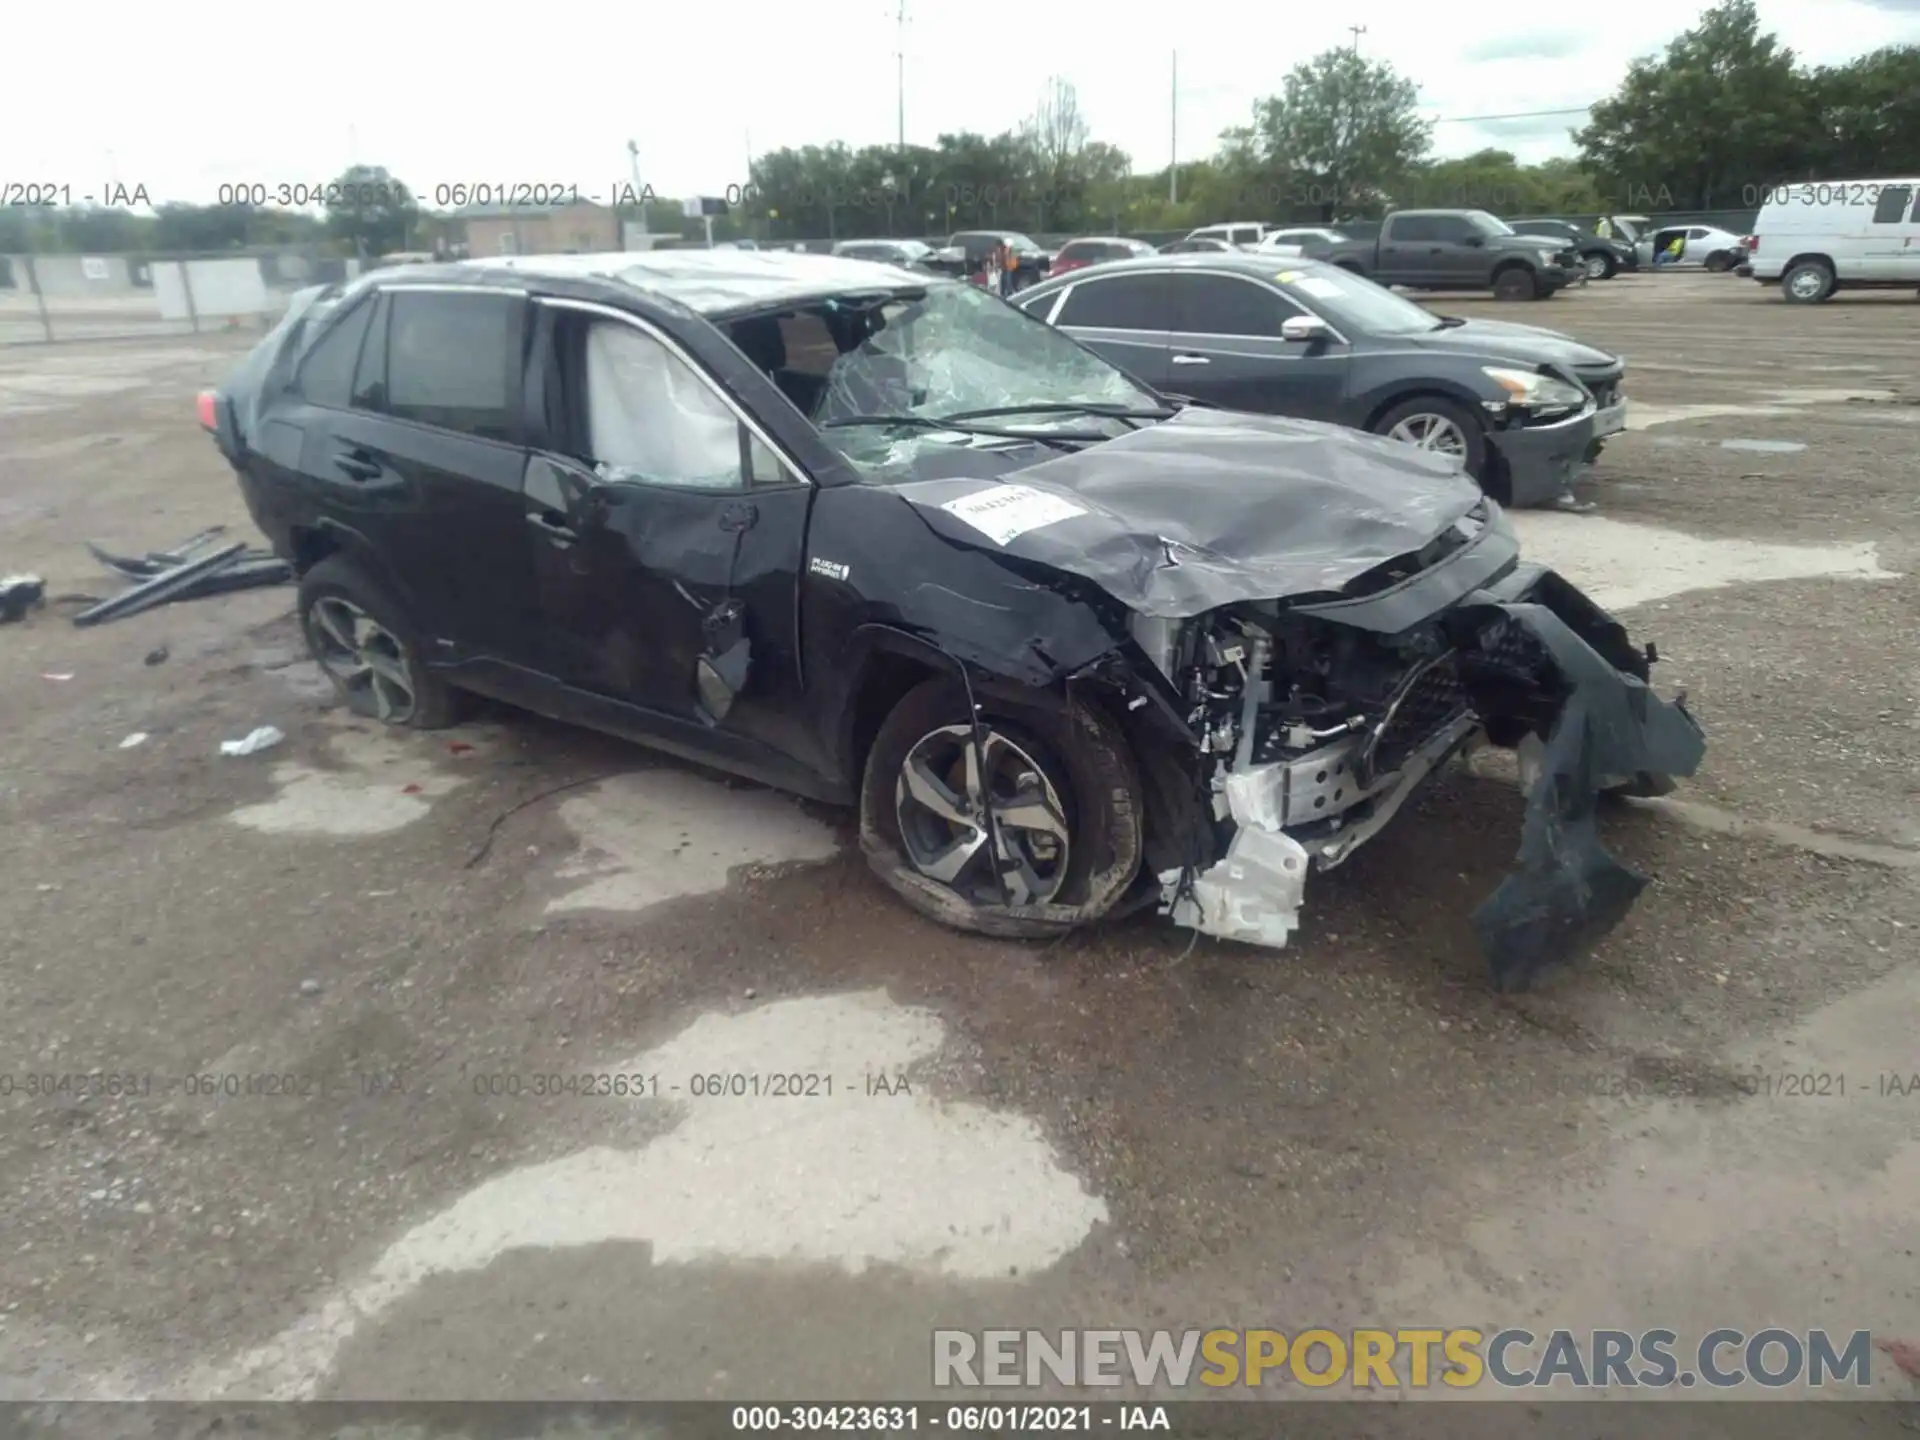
284 283 539 665
1044 272 1174 390
1162 271 1350 418
1864 184 1917 281
1376 215 1435 283
520 297 812 761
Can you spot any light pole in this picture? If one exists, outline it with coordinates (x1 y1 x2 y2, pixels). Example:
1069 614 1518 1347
1169 51 1179 205
627 139 648 244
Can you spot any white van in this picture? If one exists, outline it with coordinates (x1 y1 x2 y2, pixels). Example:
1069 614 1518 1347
1748 179 1920 303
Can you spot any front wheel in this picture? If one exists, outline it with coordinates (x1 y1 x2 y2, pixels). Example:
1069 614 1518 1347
858 679 1143 939
1584 252 1617 281
1375 395 1490 483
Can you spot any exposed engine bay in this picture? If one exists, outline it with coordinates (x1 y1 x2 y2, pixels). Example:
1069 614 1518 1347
1128 567 1703 990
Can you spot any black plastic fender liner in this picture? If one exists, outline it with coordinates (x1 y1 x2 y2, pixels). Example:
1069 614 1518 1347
1468 597 1707 992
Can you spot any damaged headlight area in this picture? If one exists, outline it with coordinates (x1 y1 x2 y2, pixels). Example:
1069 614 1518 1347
1143 570 1705 991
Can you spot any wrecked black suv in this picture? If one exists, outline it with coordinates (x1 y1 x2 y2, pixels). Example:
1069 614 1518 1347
201 251 1703 990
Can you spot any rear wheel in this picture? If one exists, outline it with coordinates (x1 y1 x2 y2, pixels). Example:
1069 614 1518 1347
858 679 1142 938
1375 395 1490 483
1493 265 1539 301
298 556 466 729
1782 260 1835 304
1704 251 1734 273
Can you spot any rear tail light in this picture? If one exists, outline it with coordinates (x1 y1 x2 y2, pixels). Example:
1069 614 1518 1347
196 390 218 432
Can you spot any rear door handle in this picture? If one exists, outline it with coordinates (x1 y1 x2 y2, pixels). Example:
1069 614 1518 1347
333 450 381 482
527 510 577 544
1171 354 1211 366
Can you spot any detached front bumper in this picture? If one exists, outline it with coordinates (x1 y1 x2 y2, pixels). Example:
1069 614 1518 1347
1485 403 1604 507
1161 560 1706 991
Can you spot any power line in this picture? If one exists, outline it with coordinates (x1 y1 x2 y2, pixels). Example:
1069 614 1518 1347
1427 104 1596 123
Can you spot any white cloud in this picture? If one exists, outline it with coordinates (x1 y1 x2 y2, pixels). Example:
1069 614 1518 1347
3 0 1914 203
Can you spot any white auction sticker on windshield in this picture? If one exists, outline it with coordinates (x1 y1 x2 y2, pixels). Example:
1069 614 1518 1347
1290 276 1346 299
940 485 1089 545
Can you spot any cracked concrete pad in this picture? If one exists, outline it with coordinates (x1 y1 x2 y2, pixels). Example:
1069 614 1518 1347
226 727 470 837
547 769 840 915
1509 513 1897 611
191 990 1109 1399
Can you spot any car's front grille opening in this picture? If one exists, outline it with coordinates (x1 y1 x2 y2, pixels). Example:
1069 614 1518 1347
1371 654 1472 776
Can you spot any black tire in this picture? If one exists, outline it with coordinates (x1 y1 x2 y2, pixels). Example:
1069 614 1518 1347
1585 252 1618 281
858 678 1143 940
1781 260 1835 304
1492 265 1539 301
1373 394 1490 483
1704 251 1734 273
297 555 466 729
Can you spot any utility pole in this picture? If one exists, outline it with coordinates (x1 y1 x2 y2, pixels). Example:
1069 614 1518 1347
895 0 907 150
1169 51 1179 204
1347 23 1367 52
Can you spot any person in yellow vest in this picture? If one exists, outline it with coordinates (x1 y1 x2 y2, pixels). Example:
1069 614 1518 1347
1594 215 1612 240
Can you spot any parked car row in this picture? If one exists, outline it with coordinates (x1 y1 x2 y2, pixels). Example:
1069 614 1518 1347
197 248 1699 991
1009 252 1624 508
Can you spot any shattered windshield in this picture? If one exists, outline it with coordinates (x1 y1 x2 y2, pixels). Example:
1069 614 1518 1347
781 282 1162 471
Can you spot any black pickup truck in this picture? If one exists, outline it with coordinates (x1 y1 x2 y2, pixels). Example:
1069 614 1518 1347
1309 210 1578 300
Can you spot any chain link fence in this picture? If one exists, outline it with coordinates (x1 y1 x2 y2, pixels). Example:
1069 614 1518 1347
0 247 366 344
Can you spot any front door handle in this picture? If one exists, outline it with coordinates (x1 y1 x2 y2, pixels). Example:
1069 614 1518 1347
1171 354 1211 366
527 510 577 544
333 450 381 482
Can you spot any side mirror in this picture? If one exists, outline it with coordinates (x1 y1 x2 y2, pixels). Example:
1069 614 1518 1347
1281 315 1330 343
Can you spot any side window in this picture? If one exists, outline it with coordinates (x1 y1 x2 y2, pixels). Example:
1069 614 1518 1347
378 291 520 441
1054 274 1172 331
1686 228 1711 240
1871 186 1912 224
292 297 375 409
1431 216 1475 244
582 320 748 491
1172 274 1298 338
1390 215 1438 243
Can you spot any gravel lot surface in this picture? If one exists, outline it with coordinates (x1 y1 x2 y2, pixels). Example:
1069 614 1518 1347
1 271 1915 1426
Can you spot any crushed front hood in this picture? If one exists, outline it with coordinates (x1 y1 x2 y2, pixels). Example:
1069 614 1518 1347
894 408 1484 618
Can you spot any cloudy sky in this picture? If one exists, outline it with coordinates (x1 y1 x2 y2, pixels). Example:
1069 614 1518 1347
5 0 1916 208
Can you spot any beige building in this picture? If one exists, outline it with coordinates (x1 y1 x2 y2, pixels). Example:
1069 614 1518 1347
461 200 620 257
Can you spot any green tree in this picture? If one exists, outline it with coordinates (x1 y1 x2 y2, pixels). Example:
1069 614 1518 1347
323 164 421 257
1574 0 1813 208
1234 49 1432 221
1804 45 1920 178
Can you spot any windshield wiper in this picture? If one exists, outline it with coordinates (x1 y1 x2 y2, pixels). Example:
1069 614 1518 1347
820 413 1112 451
937 401 1177 429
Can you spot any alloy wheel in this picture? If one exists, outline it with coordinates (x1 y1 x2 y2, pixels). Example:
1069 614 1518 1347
1583 254 1608 280
894 723 1071 906
308 596 418 723
1788 267 1827 300
1387 413 1469 460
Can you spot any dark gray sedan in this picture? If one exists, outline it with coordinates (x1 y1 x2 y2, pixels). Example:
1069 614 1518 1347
1012 253 1627 508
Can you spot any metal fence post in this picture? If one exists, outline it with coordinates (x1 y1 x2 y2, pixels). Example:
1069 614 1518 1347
180 254 201 334
24 253 53 342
